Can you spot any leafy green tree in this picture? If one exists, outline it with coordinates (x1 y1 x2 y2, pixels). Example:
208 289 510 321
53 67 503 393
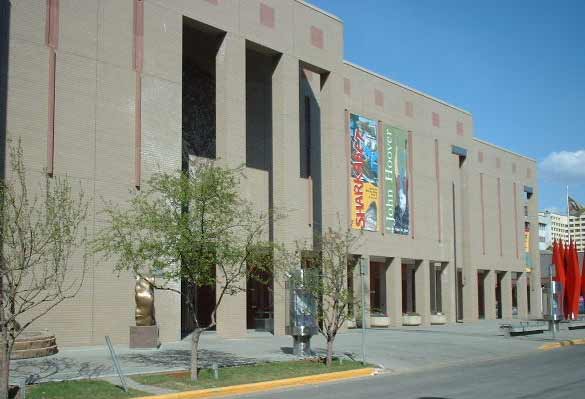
94 161 278 380
287 226 361 367
0 142 89 399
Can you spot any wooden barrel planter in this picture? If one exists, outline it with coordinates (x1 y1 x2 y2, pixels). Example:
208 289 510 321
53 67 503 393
11 331 58 360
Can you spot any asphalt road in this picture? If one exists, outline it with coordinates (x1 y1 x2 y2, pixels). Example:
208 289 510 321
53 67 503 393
244 346 585 399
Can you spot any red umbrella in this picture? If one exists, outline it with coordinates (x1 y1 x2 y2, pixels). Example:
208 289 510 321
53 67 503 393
571 242 581 318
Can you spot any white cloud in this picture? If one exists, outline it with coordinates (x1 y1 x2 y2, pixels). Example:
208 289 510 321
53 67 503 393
539 150 585 182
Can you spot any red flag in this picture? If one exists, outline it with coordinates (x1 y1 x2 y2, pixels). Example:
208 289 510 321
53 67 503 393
581 249 585 297
581 250 585 314
571 243 581 317
553 240 566 286
560 240 570 318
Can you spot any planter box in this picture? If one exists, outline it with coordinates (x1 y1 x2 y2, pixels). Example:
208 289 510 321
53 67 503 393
402 314 422 326
130 325 160 349
370 316 390 327
430 314 447 325
346 319 357 328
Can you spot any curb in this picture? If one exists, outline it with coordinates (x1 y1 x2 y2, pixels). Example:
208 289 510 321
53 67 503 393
133 367 376 399
539 338 585 351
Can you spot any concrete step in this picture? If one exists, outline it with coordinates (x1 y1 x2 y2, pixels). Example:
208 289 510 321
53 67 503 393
11 332 58 360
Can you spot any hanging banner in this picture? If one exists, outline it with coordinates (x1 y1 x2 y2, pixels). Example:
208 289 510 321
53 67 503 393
349 113 379 231
384 125 409 235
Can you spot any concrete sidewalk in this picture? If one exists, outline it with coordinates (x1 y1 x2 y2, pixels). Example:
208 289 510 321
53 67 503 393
10 320 585 384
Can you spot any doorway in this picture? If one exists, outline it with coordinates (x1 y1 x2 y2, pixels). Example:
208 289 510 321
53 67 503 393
370 262 386 316
478 270 486 319
246 265 274 333
457 269 464 320
181 282 216 338
402 264 416 314
496 272 503 319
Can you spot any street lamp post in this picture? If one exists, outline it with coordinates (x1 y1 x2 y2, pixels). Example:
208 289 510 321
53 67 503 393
360 256 367 365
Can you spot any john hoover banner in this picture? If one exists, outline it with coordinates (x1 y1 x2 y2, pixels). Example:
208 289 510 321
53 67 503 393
349 114 379 231
384 125 409 235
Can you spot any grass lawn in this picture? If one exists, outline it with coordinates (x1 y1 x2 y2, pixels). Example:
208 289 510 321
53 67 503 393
131 359 369 392
26 380 147 399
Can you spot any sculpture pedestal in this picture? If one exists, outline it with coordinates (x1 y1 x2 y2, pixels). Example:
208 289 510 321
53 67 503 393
129 326 159 349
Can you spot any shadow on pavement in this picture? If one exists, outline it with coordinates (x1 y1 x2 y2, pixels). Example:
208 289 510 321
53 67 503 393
11 348 258 384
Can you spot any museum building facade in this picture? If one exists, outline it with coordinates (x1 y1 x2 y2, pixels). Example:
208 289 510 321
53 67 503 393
3 0 541 346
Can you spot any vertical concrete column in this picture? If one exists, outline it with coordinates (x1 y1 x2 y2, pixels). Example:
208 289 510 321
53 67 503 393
215 32 246 167
484 270 497 320
215 33 246 338
415 260 431 326
387 257 403 327
441 262 457 323
500 271 513 320
357 255 372 328
528 190 543 318
517 272 529 320
271 53 301 336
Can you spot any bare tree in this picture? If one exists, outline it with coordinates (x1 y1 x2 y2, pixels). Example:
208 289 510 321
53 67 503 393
0 142 89 399
94 160 281 381
287 226 361 367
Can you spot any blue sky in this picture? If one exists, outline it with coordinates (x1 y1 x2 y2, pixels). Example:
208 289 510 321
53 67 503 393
310 0 585 213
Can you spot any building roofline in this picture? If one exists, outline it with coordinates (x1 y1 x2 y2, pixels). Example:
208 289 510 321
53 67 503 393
473 138 536 163
343 61 472 116
295 0 342 23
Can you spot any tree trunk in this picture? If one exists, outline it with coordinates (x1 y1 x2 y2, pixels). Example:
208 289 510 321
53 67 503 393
326 338 334 367
0 334 10 399
190 328 204 381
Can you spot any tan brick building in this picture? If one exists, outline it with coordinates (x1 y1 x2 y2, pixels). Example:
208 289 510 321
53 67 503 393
3 0 541 346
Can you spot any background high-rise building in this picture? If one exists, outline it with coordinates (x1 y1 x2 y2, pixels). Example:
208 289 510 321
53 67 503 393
540 210 585 252
538 211 552 251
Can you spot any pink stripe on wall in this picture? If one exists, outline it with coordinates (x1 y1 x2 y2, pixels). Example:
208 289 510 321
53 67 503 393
46 0 59 49
133 0 144 72
343 78 351 95
408 131 414 239
308 176 313 227
259 3 275 29
135 74 142 189
480 173 485 255
134 0 144 188
435 139 442 243
456 121 464 136
432 112 440 128
310 26 324 49
374 89 384 107
46 0 59 176
405 101 413 117
513 182 519 259
497 177 503 257
47 51 56 176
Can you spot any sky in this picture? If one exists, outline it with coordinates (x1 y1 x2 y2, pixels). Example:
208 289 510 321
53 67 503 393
310 0 585 214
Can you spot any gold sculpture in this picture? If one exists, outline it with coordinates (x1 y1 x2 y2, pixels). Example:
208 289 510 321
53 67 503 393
135 276 156 326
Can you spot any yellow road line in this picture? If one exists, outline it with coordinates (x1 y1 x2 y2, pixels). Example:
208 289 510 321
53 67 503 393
134 367 376 399
539 338 585 351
